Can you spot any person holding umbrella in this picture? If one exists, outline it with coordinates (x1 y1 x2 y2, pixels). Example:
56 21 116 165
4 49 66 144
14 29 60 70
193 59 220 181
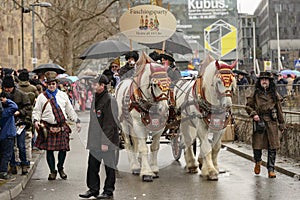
32 71 81 180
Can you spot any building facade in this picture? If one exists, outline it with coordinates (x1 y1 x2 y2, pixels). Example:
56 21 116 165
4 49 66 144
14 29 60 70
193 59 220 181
237 13 257 69
254 0 300 69
0 1 49 71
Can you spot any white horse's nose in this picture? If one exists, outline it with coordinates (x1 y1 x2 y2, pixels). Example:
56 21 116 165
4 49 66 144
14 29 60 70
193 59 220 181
221 97 232 108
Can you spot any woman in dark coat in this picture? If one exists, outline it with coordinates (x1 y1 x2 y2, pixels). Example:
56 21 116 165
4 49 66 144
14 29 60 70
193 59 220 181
245 71 285 178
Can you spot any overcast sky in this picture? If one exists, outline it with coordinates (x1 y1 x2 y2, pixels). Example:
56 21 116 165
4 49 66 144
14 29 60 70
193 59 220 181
237 0 262 14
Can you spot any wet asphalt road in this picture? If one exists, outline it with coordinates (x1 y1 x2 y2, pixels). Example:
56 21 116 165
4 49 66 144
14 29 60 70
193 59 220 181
15 111 300 200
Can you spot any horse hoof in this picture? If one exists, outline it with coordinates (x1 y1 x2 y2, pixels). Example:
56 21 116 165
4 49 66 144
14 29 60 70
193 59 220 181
188 167 198 174
207 174 218 181
142 175 153 182
132 169 141 176
153 172 159 179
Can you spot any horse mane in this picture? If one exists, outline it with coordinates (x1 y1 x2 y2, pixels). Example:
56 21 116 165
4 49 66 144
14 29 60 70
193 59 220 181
135 51 154 77
199 54 215 76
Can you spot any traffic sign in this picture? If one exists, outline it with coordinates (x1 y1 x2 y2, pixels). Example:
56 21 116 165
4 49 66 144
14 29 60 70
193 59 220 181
294 60 300 68
32 58 37 64
264 60 272 71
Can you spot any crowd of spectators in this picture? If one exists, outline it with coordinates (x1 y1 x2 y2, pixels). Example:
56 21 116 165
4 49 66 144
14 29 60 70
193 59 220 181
0 66 82 181
235 69 300 99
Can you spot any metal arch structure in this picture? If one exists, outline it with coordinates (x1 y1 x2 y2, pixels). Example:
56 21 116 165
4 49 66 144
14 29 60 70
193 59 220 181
204 19 237 60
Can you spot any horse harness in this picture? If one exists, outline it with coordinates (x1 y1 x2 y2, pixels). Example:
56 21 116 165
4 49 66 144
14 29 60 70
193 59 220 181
176 65 235 131
120 63 171 131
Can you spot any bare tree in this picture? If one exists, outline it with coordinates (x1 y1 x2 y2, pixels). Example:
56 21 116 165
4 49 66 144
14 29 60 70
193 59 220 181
44 0 120 75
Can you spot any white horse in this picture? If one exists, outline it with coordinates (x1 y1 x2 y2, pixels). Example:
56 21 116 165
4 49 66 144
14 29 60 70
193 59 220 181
174 55 236 180
115 52 170 182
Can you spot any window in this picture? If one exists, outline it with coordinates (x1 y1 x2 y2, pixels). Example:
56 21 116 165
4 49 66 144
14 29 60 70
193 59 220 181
18 39 21 56
8 37 13 55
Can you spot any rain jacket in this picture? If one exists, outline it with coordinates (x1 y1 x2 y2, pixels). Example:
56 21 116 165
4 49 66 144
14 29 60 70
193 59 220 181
0 99 18 141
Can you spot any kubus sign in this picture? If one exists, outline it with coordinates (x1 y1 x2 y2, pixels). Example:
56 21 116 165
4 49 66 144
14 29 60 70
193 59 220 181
119 5 177 44
188 0 232 19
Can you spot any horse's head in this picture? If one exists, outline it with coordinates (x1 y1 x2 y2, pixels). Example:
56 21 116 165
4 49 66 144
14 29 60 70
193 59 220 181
148 62 171 102
135 61 170 128
213 60 237 109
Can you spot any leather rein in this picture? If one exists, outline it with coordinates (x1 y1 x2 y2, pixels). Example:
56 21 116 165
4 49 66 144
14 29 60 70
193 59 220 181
178 65 235 131
126 63 171 129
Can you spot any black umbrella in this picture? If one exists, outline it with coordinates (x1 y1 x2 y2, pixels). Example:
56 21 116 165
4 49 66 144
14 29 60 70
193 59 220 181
140 31 193 55
79 40 130 60
32 63 66 74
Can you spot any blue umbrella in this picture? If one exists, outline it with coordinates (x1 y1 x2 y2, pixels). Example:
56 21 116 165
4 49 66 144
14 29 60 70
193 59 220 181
280 69 293 75
66 76 79 82
291 70 300 77
280 69 300 77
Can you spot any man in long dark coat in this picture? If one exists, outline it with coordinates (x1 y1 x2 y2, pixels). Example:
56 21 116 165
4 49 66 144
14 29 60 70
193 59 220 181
79 75 119 199
245 71 285 178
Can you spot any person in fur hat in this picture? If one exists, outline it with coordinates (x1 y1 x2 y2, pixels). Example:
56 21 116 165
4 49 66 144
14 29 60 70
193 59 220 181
119 51 139 80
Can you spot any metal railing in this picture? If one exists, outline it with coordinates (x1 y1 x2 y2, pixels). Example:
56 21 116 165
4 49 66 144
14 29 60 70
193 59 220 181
233 84 300 114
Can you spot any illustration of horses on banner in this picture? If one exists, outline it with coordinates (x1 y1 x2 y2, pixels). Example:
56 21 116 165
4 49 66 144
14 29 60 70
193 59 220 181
115 52 170 182
174 55 237 180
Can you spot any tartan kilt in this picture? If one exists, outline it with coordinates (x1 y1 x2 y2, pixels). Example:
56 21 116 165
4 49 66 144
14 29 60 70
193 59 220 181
34 123 71 151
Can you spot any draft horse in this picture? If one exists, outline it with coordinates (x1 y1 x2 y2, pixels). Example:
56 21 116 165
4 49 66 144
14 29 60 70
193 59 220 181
115 52 170 182
174 55 237 180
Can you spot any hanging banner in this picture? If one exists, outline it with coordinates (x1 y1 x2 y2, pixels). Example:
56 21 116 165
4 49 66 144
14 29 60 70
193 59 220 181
188 0 233 20
119 5 177 44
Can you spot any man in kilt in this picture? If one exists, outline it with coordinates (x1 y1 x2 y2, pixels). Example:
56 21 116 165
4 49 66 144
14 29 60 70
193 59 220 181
32 71 81 180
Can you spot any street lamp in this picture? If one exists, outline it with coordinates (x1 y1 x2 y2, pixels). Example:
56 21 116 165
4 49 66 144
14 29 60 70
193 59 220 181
30 2 52 69
21 0 31 69
275 4 282 71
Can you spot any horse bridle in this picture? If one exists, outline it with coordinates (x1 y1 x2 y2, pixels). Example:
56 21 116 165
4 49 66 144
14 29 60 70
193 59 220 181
148 63 171 102
214 60 236 99
215 69 235 98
